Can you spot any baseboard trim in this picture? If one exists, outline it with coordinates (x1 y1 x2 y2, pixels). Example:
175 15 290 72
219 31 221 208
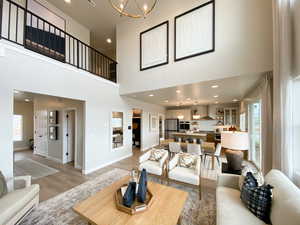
47 156 63 164
83 153 133 175
14 147 30 151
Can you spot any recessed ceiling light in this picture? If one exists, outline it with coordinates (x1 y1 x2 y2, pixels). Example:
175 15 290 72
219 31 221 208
176 90 181 94
14 90 20 94
64 0 71 4
233 99 239 102
164 100 169 103
149 94 154 97
215 101 219 104
106 38 112 44
186 98 191 101
211 85 219 88
25 99 30 102
214 95 219 98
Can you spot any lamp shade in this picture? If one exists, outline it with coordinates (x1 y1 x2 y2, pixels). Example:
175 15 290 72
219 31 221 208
221 131 249 150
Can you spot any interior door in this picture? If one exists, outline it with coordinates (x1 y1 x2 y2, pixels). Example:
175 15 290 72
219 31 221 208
34 110 48 156
66 111 75 163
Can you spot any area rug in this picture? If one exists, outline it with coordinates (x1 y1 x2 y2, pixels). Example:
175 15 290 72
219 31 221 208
20 168 216 225
14 159 59 180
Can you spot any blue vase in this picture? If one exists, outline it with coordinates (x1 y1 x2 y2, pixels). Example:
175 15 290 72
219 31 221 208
137 169 147 203
123 182 136 207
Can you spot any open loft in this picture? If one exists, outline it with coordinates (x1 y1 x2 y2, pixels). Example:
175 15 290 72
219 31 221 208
0 0 299 225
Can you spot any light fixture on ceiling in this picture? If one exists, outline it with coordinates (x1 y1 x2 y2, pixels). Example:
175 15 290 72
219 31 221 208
148 94 154 97
25 99 30 102
14 90 20 94
214 95 219 98
106 38 112 44
176 90 181 94
211 85 219 88
109 0 158 19
186 98 191 101
177 115 184 120
64 0 71 4
215 101 219 104
233 99 239 102
164 100 169 103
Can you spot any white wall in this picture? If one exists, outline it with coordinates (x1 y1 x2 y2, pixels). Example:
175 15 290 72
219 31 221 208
0 40 165 178
117 0 273 94
13 100 34 150
123 97 165 151
34 94 84 167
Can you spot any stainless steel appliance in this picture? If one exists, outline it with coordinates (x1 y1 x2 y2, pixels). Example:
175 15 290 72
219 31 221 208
165 119 179 139
179 121 190 131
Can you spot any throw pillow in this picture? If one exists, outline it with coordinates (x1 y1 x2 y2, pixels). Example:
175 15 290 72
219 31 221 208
239 166 264 190
149 149 165 161
240 172 273 224
0 171 8 198
178 153 197 169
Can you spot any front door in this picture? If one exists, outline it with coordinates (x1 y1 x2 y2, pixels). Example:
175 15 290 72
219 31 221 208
34 110 48 156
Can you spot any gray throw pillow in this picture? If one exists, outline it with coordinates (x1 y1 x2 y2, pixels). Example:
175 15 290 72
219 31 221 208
0 171 8 198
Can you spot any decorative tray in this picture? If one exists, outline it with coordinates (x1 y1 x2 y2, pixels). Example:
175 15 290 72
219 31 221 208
115 185 154 215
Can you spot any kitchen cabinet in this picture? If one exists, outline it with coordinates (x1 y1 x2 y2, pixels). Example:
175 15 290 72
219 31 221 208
166 109 191 120
224 108 238 125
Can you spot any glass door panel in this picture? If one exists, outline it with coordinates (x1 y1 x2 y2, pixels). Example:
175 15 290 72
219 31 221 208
248 101 262 168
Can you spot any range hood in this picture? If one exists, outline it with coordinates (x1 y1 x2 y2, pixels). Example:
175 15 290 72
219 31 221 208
192 106 215 120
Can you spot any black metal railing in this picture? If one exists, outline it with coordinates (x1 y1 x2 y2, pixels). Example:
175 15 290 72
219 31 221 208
0 0 117 83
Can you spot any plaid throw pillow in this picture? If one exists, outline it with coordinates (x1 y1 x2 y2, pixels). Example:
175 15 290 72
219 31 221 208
240 172 273 224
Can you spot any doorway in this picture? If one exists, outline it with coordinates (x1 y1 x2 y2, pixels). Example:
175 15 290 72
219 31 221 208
132 109 142 151
64 110 76 166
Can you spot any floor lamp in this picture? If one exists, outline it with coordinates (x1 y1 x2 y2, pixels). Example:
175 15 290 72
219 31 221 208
221 131 249 174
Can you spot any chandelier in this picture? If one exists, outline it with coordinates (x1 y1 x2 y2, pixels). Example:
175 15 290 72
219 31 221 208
109 0 158 18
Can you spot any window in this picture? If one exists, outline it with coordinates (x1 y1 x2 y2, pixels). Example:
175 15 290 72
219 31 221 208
112 112 124 149
13 115 23 141
240 112 246 132
248 101 262 168
293 79 300 186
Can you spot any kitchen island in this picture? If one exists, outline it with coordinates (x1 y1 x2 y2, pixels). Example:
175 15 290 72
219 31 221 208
172 132 207 142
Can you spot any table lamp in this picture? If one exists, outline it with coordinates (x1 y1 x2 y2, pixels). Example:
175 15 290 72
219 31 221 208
221 131 249 173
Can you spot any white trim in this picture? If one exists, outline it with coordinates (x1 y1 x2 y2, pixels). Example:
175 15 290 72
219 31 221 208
83 153 133 175
47 155 63 164
0 40 119 88
13 146 30 151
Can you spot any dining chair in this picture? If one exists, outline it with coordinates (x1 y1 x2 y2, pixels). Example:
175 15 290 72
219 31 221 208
169 142 182 157
187 143 203 160
204 143 222 167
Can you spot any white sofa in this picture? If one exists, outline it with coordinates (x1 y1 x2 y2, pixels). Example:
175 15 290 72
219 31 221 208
216 169 300 225
0 176 40 225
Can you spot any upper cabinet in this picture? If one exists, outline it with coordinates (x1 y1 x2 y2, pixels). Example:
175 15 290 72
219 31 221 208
224 108 238 125
166 109 191 120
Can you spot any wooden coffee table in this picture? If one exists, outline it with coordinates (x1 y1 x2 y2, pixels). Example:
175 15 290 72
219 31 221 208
73 176 188 225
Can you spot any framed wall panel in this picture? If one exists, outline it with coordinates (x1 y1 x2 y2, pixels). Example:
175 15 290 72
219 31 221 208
140 21 169 71
175 1 215 61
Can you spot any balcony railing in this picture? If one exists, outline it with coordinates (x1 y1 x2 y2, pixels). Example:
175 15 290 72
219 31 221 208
0 0 117 83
